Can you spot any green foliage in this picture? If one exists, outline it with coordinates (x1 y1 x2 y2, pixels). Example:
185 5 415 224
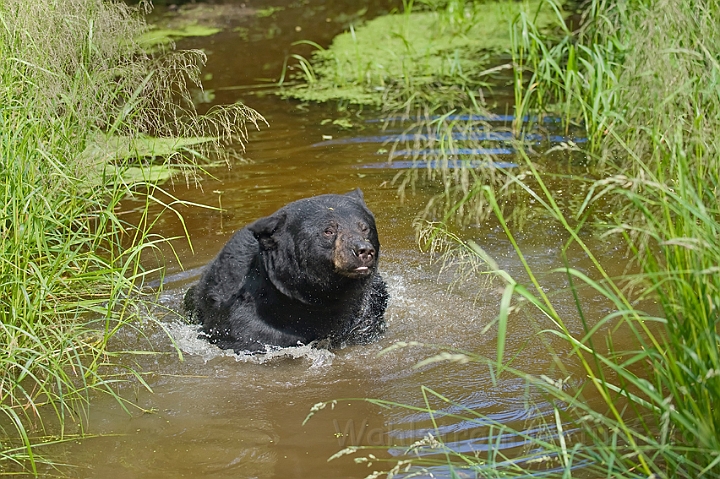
511 0 720 176
405 0 720 229
399 0 720 475
510 0 627 141
429 0 720 475
599 0 720 184
0 0 263 473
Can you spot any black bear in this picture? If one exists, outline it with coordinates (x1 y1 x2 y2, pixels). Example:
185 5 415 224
183 189 388 353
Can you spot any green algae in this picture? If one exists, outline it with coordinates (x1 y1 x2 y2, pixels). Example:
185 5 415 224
281 0 562 108
81 134 216 161
256 6 285 18
79 135 218 187
137 3 255 48
137 24 222 48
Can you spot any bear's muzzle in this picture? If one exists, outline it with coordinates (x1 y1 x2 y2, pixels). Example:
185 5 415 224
333 232 376 278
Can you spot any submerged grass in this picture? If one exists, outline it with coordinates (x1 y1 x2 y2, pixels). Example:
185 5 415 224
0 0 263 473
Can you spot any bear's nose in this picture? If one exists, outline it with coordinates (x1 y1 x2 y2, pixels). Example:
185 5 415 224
353 243 375 263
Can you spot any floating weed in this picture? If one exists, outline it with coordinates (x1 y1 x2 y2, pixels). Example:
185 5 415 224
255 6 285 18
136 24 222 49
139 2 254 49
281 0 562 110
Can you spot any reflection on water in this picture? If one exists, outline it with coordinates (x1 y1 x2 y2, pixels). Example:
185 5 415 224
40 1 629 478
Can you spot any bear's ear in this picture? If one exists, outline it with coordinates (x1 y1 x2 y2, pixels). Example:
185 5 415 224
346 188 365 203
248 211 287 250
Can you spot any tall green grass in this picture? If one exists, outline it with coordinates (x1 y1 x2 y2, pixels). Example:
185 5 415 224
0 0 263 473
310 144 720 477
417 148 720 477
304 0 720 476
509 0 625 143
405 0 720 475
432 0 720 475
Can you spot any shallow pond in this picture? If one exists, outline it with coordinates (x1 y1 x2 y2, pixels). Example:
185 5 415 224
43 1 633 477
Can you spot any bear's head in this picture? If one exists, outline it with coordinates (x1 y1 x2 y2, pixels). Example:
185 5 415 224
247 189 380 305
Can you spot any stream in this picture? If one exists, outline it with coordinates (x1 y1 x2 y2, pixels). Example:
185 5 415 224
43 1 632 477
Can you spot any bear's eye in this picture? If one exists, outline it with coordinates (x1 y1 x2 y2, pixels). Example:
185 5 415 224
323 227 336 237
359 222 369 233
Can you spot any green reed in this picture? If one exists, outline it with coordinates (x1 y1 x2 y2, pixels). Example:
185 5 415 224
423 0 720 475
509 0 626 145
315 140 720 476
393 0 720 475
303 0 720 476
0 0 263 473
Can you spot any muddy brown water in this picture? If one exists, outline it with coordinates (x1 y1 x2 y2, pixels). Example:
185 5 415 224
41 1 635 477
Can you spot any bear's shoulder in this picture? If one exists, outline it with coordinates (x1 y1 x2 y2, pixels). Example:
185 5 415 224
197 227 259 304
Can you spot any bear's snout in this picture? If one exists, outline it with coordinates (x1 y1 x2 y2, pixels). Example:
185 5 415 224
333 232 377 278
352 241 375 264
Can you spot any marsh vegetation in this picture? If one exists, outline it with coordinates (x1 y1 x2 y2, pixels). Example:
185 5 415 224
289 0 720 476
0 0 262 472
280 0 561 111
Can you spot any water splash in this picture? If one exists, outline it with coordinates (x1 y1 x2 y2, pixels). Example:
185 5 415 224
163 319 335 368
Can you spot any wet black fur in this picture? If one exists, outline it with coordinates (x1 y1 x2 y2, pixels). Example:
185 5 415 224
183 189 388 353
